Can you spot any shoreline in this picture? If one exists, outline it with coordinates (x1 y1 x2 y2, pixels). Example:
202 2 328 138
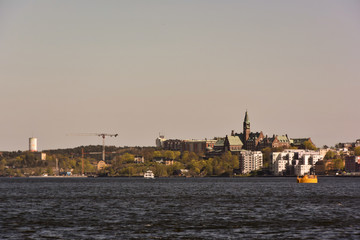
2 174 360 178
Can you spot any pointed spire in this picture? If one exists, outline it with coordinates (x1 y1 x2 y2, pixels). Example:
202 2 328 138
244 110 250 123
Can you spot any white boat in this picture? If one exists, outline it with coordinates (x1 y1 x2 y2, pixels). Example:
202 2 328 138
144 170 155 179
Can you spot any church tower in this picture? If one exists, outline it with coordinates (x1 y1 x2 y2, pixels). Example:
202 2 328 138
243 111 250 142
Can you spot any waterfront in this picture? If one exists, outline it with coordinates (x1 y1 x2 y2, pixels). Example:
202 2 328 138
0 177 359 239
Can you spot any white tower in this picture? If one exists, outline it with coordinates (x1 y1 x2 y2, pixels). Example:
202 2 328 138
29 137 37 152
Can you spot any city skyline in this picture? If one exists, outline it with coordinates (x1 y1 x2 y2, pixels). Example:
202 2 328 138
1 0 359 151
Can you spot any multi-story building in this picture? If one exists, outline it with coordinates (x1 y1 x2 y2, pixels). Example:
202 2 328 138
261 135 291 149
294 164 313 176
163 139 183 151
182 139 217 153
232 111 265 151
345 156 360 172
155 135 166 148
224 135 243 153
271 149 322 176
239 150 263 174
163 138 217 154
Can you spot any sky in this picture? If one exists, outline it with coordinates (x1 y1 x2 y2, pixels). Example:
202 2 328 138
1 0 359 151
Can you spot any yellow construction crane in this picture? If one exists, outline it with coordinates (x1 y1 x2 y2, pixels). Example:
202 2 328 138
68 133 118 161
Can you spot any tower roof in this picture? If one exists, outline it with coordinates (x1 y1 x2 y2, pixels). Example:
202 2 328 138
244 111 250 123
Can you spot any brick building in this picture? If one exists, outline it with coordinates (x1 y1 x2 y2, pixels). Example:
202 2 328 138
345 156 360 172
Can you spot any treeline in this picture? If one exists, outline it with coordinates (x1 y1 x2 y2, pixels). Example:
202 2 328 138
99 150 239 177
0 147 240 177
0 151 98 177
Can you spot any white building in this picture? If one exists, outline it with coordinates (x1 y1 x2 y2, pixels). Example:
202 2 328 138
239 151 263 174
29 137 37 152
155 135 166 148
294 164 313 176
271 149 323 176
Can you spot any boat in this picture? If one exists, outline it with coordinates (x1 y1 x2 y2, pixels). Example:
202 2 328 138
297 174 318 183
144 170 155 179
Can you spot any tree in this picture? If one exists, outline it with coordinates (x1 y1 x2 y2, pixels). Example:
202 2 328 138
304 140 317 150
153 151 162 158
173 151 181 160
46 167 54 176
163 151 175 160
332 159 344 171
261 147 272 168
189 152 199 161
354 147 360 156
180 151 190 164
324 151 336 160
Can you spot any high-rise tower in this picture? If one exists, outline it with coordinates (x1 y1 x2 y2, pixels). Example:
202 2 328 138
29 137 37 152
243 111 250 142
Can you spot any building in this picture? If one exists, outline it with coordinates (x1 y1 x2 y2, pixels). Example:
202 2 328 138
134 156 144 164
290 138 314 149
97 160 107 171
261 135 291 149
212 138 225 151
271 150 302 175
152 157 174 165
239 150 263 174
29 137 37 152
271 149 322 176
224 135 243 153
28 137 46 160
163 138 217 153
156 135 166 148
182 139 217 154
232 111 265 151
315 160 326 175
35 152 47 161
336 139 360 148
163 139 183 151
294 164 313 176
345 156 360 172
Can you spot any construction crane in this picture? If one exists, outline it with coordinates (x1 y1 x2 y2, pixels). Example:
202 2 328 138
68 133 118 161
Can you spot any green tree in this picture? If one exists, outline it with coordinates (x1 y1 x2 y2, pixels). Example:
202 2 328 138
354 147 360 156
189 152 199 161
261 147 272 168
304 140 317 150
188 160 202 175
0 159 7 174
324 151 336 160
46 167 54 176
204 159 214 176
332 159 344 170
121 153 135 163
153 151 162 158
180 151 190 164
155 164 169 177
163 151 175 160
173 151 181 160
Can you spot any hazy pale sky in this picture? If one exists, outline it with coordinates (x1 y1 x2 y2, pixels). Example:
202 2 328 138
1 0 359 151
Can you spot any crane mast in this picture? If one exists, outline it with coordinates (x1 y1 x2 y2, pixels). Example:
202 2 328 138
69 133 118 161
98 133 118 161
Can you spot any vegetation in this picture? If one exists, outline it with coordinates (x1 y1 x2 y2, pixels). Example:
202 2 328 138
0 146 240 177
303 140 317 150
354 146 360 156
0 141 350 177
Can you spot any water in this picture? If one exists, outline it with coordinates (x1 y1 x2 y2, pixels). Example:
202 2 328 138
0 177 359 239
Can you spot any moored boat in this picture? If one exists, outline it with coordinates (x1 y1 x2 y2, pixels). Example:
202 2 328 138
297 174 318 183
144 170 155 179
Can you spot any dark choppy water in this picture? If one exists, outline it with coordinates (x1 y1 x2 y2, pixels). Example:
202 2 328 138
0 177 359 239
